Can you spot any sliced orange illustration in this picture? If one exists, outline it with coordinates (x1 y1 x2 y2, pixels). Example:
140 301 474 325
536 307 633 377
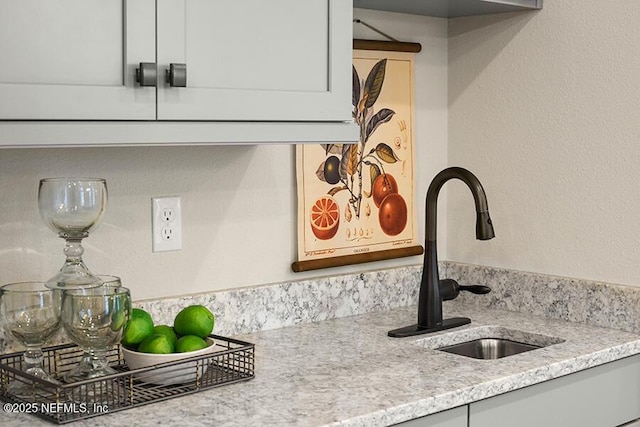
310 195 340 240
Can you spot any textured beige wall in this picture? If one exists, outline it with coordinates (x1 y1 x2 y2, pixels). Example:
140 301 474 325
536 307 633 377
448 1 640 286
0 10 448 301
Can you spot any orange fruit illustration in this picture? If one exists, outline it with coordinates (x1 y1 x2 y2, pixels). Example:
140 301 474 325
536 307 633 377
372 174 398 208
310 195 340 240
378 193 407 236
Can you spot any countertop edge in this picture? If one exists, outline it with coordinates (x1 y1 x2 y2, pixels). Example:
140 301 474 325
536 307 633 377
336 344 640 426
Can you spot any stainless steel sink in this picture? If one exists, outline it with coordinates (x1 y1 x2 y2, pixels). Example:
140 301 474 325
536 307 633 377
437 338 541 360
414 326 565 360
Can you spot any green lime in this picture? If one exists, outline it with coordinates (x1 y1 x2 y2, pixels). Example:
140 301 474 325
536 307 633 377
137 334 175 354
153 324 178 346
110 310 126 332
173 305 214 339
121 308 154 348
175 335 208 353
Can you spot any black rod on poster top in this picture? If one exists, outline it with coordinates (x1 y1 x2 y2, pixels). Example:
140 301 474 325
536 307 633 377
353 19 422 53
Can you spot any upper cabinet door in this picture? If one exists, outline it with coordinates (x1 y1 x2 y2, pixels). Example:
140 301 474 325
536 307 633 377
0 0 156 120
156 0 352 122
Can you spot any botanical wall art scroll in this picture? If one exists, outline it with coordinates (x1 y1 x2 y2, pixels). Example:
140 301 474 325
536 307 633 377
293 49 422 272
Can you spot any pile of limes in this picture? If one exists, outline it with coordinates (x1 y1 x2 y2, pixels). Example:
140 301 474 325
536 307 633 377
121 305 215 354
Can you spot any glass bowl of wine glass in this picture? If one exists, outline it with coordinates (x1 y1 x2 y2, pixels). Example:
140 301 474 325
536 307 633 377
38 177 107 289
0 281 61 398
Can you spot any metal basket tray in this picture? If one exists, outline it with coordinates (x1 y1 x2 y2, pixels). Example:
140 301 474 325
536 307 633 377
0 334 254 424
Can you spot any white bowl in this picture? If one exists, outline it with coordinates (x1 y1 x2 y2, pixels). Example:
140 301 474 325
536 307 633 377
122 337 216 385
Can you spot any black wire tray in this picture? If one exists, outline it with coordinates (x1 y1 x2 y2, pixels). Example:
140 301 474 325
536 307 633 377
0 334 254 424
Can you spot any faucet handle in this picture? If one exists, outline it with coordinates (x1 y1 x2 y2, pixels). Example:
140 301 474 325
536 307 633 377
440 279 460 301
440 279 491 301
458 284 491 295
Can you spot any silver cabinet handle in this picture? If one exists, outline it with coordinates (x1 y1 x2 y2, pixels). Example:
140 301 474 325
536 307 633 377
136 62 157 87
166 63 187 87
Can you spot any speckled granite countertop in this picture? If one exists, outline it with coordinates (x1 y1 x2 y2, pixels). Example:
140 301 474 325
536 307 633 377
2 301 640 426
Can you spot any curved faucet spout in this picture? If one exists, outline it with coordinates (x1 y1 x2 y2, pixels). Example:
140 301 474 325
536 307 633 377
426 167 494 241
388 167 495 338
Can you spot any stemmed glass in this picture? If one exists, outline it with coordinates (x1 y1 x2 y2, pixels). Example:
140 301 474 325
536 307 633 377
37 178 107 289
0 282 61 398
60 285 131 386
63 275 123 383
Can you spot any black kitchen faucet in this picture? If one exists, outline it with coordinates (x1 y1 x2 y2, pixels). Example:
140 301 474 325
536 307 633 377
389 167 495 338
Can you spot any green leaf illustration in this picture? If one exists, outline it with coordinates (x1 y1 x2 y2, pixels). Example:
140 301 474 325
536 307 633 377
339 150 349 180
363 59 387 109
346 144 358 176
369 163 381 189
365 108 395 142
375 143 400 164
339 144 358 179
321 144 342 155
352 66 361 108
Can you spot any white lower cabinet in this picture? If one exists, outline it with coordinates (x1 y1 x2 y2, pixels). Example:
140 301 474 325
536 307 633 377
398 354 640 427
470 355 640 427
394 406 467 427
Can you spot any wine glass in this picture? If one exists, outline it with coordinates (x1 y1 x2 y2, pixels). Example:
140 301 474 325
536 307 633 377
0 282 61 398
64 275 122 382
38 177 107 289
60 285 131 386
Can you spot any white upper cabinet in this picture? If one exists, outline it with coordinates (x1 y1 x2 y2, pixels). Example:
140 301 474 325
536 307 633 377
157 0 352 122
0 0 156 120
0 0 356 146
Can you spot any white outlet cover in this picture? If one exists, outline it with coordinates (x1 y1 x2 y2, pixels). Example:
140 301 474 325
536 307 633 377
152 196 182 252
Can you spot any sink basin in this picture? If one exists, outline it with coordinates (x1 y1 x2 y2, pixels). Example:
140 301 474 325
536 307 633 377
413 326 565 360
437 338 540 359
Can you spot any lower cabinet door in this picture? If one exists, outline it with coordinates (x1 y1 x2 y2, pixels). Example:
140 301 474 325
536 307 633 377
469 354 640 427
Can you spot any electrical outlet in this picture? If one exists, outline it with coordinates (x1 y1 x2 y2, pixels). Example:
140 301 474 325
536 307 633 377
152 196 182 252
160 207 175 223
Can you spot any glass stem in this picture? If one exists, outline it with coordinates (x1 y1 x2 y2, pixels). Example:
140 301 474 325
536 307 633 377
48 233 98 287
90 349 109 371
23 345 45 374
63 237 85 266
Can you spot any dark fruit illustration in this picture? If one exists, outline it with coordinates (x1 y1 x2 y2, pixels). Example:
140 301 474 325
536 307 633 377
324 156 341 185
378 193 407 236
310 195 340 240
372 173 398 208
